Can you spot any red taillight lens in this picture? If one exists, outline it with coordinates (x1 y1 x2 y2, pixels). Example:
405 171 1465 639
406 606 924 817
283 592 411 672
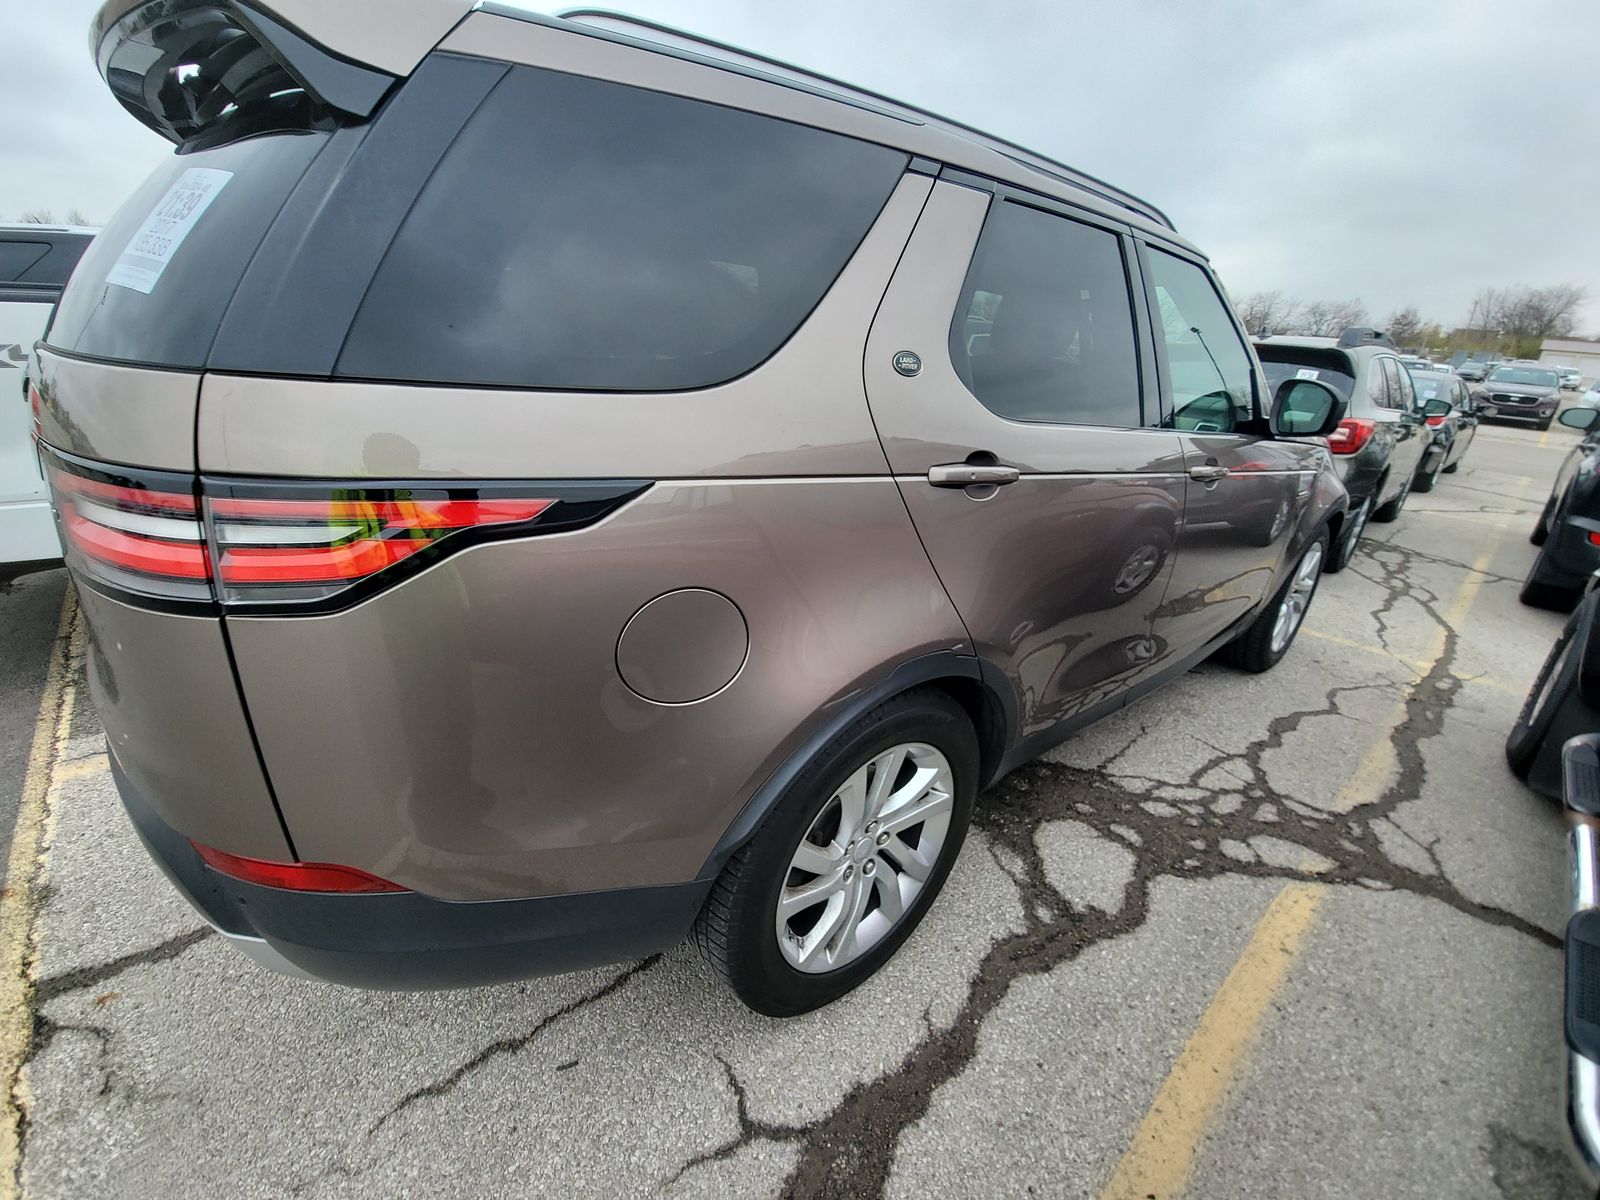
191 842 407 894
205 490 555 605
1326 418 1377 455
1588 532 1600 547
1425 415 1447 428
44 453 212 603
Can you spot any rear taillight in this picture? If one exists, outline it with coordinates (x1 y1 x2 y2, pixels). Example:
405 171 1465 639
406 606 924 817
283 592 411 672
1326 418 1377 455
42 446 647 613
192 842 407 894
206 489 555 606
1425 414 1448 428
46 453 212 605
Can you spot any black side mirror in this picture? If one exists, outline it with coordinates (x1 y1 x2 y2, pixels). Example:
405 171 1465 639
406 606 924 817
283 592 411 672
1422 398 1452 419
1560 407 1600 432
1270 378 1345 438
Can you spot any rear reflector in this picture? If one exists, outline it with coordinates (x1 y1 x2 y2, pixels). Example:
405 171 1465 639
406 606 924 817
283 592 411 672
192 842 407 893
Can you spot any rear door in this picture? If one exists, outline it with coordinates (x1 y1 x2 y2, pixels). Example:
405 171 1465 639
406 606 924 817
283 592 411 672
1138 243 1314 653
864 179 1188 739
1384 357 1430 481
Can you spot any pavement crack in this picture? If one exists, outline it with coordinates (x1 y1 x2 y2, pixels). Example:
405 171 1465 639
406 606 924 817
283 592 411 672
665 534 1554 1198
32 928 214 1006
368 955 660 1137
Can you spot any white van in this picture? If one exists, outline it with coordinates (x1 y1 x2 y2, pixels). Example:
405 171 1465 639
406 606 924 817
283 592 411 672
1 225 94 579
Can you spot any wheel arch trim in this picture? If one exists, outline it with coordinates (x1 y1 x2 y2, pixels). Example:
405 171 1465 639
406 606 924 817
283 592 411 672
694 651 1017 882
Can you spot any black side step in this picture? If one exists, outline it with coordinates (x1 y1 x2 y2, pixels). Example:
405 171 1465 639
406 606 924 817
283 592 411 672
1568 734 1600 818
1568 909 1600 1063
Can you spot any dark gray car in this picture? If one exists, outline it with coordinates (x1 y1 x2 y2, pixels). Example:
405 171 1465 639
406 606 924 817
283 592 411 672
1256 334 1438 571
1408 368 1479 491
38 0 1349 1016
1475 363 1563 430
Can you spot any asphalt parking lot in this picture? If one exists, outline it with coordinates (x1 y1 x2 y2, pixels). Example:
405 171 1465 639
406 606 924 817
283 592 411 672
0 421 1591 1199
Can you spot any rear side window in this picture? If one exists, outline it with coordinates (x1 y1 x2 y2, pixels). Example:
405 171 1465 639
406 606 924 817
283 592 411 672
0 242 49 282
948 200 1141 427
336 67 908 391
1368 360 1393 408
1258 356 1355 401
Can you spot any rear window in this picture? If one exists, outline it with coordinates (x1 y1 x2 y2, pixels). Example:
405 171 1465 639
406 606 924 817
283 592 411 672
1257 353 1356 401
335 66 908 391
48 132 332 367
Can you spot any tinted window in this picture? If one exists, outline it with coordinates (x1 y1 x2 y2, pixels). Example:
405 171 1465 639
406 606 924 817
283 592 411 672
1258 357 1355 400
338 66 907 391
949 201 1140 427
48 131 332 367
0 241 49 282
1145 250 1254 432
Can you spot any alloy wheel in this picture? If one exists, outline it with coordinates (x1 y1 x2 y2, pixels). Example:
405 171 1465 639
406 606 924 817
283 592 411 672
775 742 954 973
1270 540 1324 654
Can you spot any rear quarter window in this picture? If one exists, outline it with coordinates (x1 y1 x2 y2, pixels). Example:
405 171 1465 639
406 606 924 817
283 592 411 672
335 65 909 391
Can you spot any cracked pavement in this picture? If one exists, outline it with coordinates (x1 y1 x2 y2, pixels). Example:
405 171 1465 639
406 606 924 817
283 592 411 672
3 424 1594 1198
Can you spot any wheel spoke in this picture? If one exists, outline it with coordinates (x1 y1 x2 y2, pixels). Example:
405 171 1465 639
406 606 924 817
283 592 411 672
794 892 850 967
789 839 842 876
871 864 905 924
778 868 847 921
882 832 938 881
865 746 908 820
880 786 953 836
829 876 875 964
833 767 868 839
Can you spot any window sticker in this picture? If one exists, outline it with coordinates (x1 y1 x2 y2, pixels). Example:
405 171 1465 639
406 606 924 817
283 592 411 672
106 168 233 295
1295 368 1320 381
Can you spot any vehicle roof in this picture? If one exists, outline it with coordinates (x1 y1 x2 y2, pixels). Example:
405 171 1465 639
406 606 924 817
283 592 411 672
0 225 97 236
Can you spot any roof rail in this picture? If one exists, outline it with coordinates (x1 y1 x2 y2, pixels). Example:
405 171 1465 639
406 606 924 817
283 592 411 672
553 8 1175 230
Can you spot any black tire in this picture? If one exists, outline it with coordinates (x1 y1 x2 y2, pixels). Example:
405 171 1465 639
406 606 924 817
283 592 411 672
1324 497 1369 575
1506 597 1590 779
1441 461 1460 474
1412 456 1442 494
1538 417 1553 432
1223 531 1329 673
1531 493 1556 546
1372 474 1410 523
693 688 978 1016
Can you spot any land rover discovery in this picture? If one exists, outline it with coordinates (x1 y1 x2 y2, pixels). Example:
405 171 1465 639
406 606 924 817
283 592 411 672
39 0 1348 1015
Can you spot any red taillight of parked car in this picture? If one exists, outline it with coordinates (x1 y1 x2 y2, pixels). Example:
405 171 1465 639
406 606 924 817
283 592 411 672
205 491 554 605
1588 532 1600 547
1425 413 1449 428
1326 418 1377 455
43 445 648 613
44 455 213 604
191 841 408 894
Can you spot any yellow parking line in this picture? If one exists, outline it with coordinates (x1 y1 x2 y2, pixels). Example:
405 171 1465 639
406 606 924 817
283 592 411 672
1097 884 1323 1200
1097 527 1507 1199
0 590 80 1198
1540 425 1554 449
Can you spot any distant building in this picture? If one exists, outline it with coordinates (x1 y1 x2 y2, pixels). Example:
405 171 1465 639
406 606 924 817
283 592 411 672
1540 337 1600 385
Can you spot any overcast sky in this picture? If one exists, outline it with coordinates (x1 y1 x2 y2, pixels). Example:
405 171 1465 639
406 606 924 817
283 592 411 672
7 0 1599 333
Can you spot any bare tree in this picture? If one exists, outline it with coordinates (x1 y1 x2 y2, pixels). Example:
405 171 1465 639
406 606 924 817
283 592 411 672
19 209 55 224
1292 298 1369 337
1234 290 1301 337
1386 306 1427 349
64 209 92 227
1498 284 1586 341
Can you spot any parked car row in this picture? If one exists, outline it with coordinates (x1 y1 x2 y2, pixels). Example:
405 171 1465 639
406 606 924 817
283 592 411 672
1255 328 1468 571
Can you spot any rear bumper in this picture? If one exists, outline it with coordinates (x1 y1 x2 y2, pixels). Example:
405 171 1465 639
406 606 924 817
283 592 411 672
112 755 709 990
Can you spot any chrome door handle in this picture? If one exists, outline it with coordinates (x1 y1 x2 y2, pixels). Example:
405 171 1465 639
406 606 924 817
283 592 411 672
1188 465 1230 482
928 464 1020 487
